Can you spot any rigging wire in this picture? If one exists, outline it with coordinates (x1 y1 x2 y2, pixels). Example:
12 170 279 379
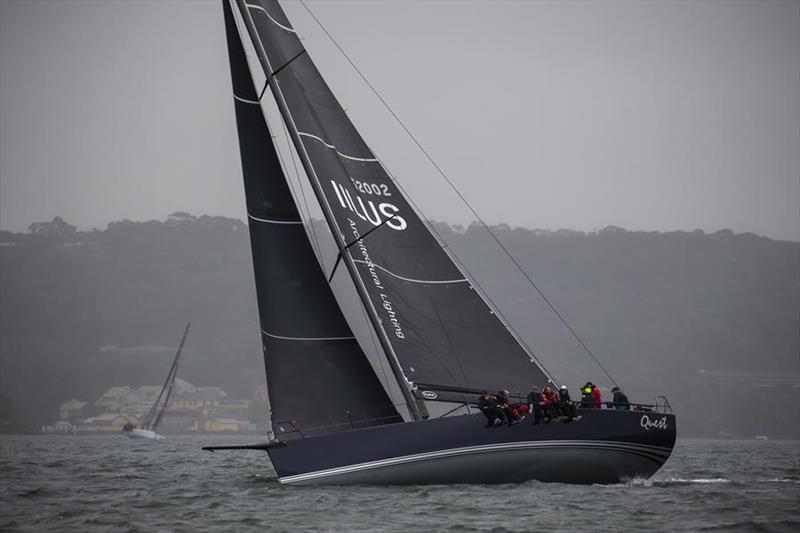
297 0 619 388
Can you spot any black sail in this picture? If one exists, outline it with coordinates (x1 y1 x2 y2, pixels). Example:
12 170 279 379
222 0 401 435
236 0 553 401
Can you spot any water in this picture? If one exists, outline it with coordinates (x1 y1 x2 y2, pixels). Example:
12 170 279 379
1 436 798 532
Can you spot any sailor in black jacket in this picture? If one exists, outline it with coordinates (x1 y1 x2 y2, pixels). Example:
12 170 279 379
478 392 503 427
526 386 545 425
611 387 630 411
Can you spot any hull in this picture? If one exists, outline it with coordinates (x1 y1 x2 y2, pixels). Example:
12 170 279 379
125 429 163 440
268 409 676 485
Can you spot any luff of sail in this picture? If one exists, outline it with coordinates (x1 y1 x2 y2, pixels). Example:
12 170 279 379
222 0 402 436
234 0 554 401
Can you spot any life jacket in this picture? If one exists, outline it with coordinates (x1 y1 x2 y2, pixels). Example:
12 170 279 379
581 387 594 404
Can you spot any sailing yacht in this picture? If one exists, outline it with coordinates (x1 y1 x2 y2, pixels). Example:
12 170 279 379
124 323 190 440
204 0 676 484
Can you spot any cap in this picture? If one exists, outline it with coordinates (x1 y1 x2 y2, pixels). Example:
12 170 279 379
560 385 568 390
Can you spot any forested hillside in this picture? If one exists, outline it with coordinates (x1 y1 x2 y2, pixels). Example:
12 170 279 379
1 214 797 437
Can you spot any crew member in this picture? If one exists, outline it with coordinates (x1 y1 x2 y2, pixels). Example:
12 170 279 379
557 385 577 420
542 386 559 423
496 389 522 426
527 386 545 425
611 386 630 410
478 391 503 428
580 382 595 408
591 383 602 409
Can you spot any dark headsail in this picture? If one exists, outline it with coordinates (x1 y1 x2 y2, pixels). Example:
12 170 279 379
232 0 554 405
222 0 401 435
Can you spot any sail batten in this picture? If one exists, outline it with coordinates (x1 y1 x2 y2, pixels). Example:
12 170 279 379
297 132 381 162
233 95 261 105
246 2 297 34
247 213 303 224
261 329 357 342
351 260 469 285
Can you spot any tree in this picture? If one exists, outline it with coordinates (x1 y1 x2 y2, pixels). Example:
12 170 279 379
27 216 77 237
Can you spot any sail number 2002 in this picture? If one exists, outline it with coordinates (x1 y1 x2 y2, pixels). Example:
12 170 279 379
352 179 391 197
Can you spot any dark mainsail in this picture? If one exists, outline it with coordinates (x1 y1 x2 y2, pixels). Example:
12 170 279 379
222 0 401 434
233 0 554 405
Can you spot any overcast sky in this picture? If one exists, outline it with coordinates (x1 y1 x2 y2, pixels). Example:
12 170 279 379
1 0 798 240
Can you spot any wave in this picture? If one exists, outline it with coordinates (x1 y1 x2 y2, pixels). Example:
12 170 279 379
658 478 800 485
696 519 800 532
603 477 733 488
17 487 49 498
662 478 731 484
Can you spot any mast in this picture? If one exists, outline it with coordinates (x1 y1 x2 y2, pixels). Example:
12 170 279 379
233 0 424 420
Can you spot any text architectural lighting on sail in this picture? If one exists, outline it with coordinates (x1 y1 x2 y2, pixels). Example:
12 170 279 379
223 0 403 435
234 0 555 405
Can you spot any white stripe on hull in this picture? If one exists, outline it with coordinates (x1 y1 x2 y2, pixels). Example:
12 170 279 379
278 440 672 485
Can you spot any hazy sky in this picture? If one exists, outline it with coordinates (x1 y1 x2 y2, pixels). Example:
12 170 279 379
1 0 798 240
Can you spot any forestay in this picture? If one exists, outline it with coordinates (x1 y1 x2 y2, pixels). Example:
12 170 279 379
236 0 553 403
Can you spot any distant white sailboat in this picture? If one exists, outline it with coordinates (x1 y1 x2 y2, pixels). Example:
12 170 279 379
125 428 163 440
123 323 190 440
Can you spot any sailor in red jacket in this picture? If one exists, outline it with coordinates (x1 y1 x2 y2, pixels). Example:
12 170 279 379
591 384 602 409
542 386 559 422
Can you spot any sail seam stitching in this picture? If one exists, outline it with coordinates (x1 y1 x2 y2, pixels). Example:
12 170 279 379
262 329 355 342
246 3 296 33
297 132 379 162
234 94 260 105
351 259 468 285
248 213 303 225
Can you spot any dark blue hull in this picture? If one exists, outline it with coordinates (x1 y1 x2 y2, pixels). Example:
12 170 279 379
267 409 676 485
